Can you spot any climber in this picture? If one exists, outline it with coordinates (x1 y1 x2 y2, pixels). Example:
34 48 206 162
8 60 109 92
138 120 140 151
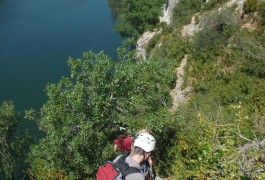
113 133 156 180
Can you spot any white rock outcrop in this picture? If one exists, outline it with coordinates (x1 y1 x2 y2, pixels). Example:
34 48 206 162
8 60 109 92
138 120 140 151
181 15 200 37
226 0 245 16
160 0 179 25
182 0 246 37
170 55 192 112
136 31 158 61
136 0 180 60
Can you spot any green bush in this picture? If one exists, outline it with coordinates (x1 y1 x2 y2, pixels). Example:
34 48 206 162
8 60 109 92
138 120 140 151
244 0 259 13
146 33 162 54
230 30 265 78
152 32 189 60
202 0 228 11
192 8 240 60
29 50 177 179
172 0 203 27
244 0 265 25
169 101 265 179
114 0 164 38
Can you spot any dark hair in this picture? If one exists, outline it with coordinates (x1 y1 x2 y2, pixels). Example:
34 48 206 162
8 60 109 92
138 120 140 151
133 146 145 155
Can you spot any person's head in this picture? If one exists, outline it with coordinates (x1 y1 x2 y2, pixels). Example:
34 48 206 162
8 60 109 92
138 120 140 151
132 133 156 162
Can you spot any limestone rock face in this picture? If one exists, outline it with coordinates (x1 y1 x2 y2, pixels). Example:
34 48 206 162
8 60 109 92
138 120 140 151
136 30 160 61
160 0 179 25
170 55 192 112
181 15 200 37
182 0 246 37
226 0 245 17
136 0 180 61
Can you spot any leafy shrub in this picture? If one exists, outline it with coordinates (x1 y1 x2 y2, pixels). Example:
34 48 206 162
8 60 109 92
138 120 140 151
30 52 119 179
29 49 177 179
152 32 189 60
166 96 265 179
115 0 164 38
244 0 259 13
202 0 228 11
230 30 265 78
146 33 162 54
192 8 240 60
172 0 203 27
244 0 265 25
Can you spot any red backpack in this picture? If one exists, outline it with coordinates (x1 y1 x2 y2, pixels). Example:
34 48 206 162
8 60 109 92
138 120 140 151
96 155 140 180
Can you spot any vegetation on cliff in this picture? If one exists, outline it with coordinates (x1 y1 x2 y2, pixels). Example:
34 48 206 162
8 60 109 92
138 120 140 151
147 0 265 179
109 0 164 38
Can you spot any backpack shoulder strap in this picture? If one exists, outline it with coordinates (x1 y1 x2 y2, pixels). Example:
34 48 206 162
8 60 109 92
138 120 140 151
121 166 139 177
115 155 140 177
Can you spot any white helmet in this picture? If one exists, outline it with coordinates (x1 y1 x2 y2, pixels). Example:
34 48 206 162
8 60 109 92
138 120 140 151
134 133 156 152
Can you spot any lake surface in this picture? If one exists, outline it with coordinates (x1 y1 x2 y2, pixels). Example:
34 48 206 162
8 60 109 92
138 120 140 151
0 0 122 111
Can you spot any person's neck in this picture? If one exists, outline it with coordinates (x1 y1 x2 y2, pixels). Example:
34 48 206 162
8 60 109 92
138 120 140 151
131 154 144 165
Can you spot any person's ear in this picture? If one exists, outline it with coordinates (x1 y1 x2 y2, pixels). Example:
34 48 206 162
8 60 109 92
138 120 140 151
145 152 151 158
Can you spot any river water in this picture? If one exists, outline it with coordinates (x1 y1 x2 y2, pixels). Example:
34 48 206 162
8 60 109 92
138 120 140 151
0 0 122 178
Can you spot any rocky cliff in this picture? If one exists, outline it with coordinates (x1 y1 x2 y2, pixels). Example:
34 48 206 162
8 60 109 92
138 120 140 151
160 0 179 25
136 0 179 60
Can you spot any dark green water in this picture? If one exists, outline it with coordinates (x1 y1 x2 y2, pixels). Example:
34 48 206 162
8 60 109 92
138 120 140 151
0 0 122 111
0 0 122 178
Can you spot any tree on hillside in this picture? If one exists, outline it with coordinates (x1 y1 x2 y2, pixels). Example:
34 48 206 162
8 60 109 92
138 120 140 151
28 52 118 179
115 0 164 37
28 48 173 179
